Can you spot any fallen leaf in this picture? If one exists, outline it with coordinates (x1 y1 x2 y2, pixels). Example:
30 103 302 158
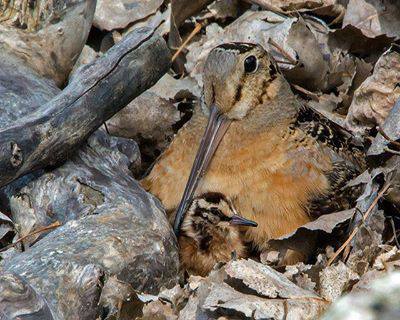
346 47 400 131
185 10 297 86
93 0 164 31
225 259 322 299
319 261 359 301
343 0 400 39
203 281 326 320
321 272 400 319
373 246 400 270
269 209 354 255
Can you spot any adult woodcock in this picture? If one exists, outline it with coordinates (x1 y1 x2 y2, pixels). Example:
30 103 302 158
141 42 363 262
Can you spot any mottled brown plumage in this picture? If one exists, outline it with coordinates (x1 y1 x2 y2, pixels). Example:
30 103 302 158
179 192 257 276
141 43 362 262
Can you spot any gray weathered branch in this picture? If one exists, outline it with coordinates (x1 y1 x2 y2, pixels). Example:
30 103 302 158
0 27 171 188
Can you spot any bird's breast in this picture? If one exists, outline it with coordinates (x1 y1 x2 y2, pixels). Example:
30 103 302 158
142 115 333 241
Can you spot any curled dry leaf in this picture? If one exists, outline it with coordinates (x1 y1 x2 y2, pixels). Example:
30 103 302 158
269 209 354 256
204 259 328 319
284 19 329 91
169 0 213 73
372 246 400 271
140 259 329 319
346 47 400 131
343 0 400 39
106 73 199 169
93 0 164 31
185 10 297 86
203 281 326 320
225 259 321 299
367 97 400 159
123 5 171 39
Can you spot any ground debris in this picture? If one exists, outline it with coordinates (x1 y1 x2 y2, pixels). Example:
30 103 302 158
2 0 400 319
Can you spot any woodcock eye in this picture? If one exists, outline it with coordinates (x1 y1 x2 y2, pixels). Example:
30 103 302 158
244 55 258 73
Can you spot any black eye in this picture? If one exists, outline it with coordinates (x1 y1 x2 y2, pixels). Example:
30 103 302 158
244 55 258 73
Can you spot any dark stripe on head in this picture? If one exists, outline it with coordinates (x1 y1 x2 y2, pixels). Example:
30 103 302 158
216 42 256 54
201 192 225 204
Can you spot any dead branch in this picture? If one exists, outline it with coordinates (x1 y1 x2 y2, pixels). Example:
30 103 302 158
0 27 171 188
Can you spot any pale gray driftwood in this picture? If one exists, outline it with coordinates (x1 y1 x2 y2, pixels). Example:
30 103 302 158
0 27 171 188
1 130 179 320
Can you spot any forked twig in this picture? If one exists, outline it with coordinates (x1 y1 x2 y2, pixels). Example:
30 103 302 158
327 183 390 266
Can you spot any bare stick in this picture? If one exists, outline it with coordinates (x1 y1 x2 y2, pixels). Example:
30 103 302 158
0 28 171 188
327 183 390 266
268 38 297 65
0 221 61 252
378 126 400 148
171 23 202 62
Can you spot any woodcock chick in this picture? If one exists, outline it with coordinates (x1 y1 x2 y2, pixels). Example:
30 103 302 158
141 42 362 263
179 192 257 276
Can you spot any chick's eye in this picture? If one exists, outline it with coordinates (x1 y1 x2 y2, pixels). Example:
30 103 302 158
244 55 258 73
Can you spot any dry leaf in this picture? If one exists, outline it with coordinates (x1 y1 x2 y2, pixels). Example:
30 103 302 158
322 272 400 319
319 261 359 301
225 259 321 299
93 0 164 31
203 282 326 320
346 47 400 130
343 0 400 39
269 209 354 255
185 10 297 86
284 20 329 91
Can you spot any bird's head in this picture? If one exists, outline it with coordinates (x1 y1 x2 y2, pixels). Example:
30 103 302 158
180 192 257 251
202 42 280 120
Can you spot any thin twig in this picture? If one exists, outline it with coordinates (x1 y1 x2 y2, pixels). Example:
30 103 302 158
171 23 202 62
0 221 61 252
292 84 319 101
268 38 297 65
327 183 391 266
378 126 400 148
275 59 297 65
390 216 400 248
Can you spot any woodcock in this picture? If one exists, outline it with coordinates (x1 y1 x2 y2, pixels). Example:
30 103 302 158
141 42 362 263
179 192 257 276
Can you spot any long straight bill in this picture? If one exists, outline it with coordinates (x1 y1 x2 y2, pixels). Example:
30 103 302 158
173 104 231 235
